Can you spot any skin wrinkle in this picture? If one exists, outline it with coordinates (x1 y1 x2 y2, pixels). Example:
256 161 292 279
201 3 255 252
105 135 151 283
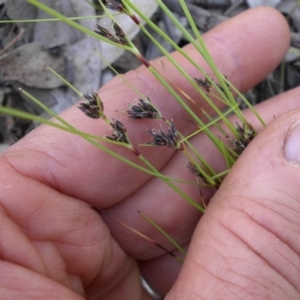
195 213 278 294
54 223 114 293
2 148 61 192
189 253 257 300
51 243 86 290
185 241 240 296
30 226 97 289
236 188 300 258
215 198 300 293
54 231 100 270
85 234 136 297
3 126 107 198
0 213 48 277
226 255 287 299
202 234 288 299
260 196 300 243
0 199 15 224
25 196 54 238
257 216 300 283
0 261 84 299
87 258 140 300
32 241 64 280
25 197 85 242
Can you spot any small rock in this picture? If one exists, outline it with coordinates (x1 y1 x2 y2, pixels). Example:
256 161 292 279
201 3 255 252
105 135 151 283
246 0 281 8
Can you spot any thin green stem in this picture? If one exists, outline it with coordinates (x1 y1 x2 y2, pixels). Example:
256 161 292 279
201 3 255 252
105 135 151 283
138 154 205 212
47 67 82 96
28 0 131 50
139 211 187 255
0 15 110 23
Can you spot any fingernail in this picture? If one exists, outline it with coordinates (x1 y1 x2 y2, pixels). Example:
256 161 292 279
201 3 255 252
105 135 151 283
284 121 300 163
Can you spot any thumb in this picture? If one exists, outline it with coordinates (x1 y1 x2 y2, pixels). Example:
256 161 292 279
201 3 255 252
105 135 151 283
167 109 300 299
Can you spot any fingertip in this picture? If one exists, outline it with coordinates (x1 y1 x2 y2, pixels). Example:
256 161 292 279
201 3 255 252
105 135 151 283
211 6 290 50
205 7 290 91
245 6 290 58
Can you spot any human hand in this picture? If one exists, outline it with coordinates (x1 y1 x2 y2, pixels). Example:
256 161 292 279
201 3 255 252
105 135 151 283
0 7 297 299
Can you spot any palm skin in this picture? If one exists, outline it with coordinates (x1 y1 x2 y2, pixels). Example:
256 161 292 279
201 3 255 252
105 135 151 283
1 7 300 300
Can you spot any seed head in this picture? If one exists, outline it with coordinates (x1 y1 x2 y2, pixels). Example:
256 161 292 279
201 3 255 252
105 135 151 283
127 97 161 119
231 123 256 154
102 0 140 25
78 92 104 119
194 77 212 93
95 22 129 46
147 120 181 149
186 161 201 177
111 118 127 133
94 24 119 43
112 22 127 45
186 162 208 184
102 0 125 13
105 119 129 144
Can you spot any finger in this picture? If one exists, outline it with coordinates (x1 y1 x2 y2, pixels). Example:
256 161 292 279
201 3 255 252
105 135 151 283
0 261 84 300
3 7 289 206
166 108 300 299
0 160 144 299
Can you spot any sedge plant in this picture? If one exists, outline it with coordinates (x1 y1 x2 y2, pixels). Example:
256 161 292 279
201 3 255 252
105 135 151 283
0 0 264 264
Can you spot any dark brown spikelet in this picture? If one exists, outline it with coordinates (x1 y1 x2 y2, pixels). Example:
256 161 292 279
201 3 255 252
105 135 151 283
94 24 120 44
127 97 161 119
186 161 201 177
102 0 125 13
231 123 256 154
147 120 181 149
95 22 129 46
102 0 140 25
78 92 104 119
111 118 126 133
112 22 128 46
186 162 208 184
194 77 212 93
216 76 231 95
105 119 129 144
